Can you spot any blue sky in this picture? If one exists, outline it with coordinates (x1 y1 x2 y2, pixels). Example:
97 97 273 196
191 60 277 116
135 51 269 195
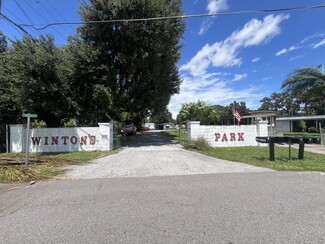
1 0 325 117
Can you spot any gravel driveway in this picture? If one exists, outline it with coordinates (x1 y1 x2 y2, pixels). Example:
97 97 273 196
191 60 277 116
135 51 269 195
65 131 272 179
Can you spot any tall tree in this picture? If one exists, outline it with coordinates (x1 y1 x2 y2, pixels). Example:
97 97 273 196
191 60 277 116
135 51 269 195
225 101 249 115
77 0 185 127
259 92 300 116
0 31 7 53
281 65 325 115
0 31 19 124
3 35 72 126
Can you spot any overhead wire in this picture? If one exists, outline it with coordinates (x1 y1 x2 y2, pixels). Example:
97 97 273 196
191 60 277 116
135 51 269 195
24 0 66 41
18 4 325 31
0 13 35 41
45 0 72 33
14 0 42 37
1 5 25 38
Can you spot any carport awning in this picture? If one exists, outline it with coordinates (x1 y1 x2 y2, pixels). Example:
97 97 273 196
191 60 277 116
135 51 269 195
276 115 325 121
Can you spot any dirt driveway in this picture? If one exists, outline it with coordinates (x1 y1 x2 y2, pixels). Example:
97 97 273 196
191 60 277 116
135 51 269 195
65 131 272 179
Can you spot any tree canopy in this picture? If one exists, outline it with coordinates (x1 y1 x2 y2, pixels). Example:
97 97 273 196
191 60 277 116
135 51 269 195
0 0 185 127
76 0 185 127
259 92 300 116
281 65 325 115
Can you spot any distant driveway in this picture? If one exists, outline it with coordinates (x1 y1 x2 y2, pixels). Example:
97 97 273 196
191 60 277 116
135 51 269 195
65 131 272 179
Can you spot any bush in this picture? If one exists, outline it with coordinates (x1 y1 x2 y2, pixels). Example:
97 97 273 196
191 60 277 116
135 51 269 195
299 120 307 132
308 126 319 133
32 120 47 128
185 136 211 151
62 118 77 127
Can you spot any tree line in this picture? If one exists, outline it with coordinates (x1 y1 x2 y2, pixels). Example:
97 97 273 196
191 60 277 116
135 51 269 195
0 0 185 128
177 65 325 124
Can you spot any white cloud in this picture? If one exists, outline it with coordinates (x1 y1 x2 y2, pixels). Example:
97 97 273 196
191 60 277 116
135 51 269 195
276 48 288 56
170 14 290 118
313 38 325 48
168 75 264 117
262 77 271 81
182 14 289 77
233 73 248 81
252 57 260 63
199 0 228 36
207 0 228 14
275 45 299 56
289 55 304 62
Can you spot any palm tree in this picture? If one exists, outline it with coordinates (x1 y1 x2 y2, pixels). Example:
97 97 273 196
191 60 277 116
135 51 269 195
281 65 325 115
178 100 219 124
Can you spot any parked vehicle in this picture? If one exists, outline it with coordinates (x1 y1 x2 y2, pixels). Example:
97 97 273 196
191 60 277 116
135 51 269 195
121 125 137 135
141 127 150 131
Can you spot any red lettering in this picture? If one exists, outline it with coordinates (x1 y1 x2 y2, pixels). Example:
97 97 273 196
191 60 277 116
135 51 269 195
31 137 41 145
44 137 49 145
61 136 69 145
51 136 59 145
89 135 96 145
70 136 78 144
215 133 220 142
238 133 244 141
80 136 87 145
230 133 236 141
222 133 228 142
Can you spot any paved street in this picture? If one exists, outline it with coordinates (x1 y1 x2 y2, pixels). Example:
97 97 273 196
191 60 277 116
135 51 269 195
0 131 325 243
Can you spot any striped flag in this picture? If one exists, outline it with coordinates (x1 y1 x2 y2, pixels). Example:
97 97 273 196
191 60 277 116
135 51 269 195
232 110 242 122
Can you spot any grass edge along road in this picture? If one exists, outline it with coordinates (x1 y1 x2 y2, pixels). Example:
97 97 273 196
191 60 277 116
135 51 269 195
0 150 122 183
163 130 325 172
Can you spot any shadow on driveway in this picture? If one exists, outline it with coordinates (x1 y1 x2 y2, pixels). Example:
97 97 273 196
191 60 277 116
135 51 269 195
124 131 175 148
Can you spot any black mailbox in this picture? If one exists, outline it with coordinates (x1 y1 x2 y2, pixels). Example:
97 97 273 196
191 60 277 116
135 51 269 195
255 136 317 161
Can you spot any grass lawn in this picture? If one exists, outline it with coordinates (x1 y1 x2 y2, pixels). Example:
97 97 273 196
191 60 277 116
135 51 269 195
162 130 188 144
0 150 121 183
162 130 325 171
202 146 325 171
283 132 320 138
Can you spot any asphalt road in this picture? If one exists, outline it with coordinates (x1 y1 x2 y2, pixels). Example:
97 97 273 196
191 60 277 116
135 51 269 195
1 172 325 243
1 132 325 243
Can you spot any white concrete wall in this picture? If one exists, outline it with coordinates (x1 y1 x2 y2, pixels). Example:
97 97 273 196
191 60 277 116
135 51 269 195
187 121 268 147
10 123 113 153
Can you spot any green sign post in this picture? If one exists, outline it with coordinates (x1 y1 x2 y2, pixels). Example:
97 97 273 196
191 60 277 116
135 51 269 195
22 113 38 166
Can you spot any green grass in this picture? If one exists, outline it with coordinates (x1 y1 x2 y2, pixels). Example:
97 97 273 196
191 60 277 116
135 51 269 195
283 132 320 138
162 130 325 171
202 146 325 171
0 150 122 183
162 130 188 144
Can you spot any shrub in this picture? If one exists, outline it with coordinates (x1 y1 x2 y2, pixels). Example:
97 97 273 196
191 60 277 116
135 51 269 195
62 118 77 127
308 126 319 133
299 120 307 132
185 136 211 151
32 120 47 128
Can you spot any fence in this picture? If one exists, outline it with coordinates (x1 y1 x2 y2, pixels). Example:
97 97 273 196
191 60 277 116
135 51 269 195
187 121 268 147
9 123 113 153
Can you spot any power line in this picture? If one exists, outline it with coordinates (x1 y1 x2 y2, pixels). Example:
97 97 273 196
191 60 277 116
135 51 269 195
24 0 66 41
19 4 325 31
14 0 43 37
0 13 37 42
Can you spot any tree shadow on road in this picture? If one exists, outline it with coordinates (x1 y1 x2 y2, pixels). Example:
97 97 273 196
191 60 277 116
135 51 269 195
124 131 175 148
